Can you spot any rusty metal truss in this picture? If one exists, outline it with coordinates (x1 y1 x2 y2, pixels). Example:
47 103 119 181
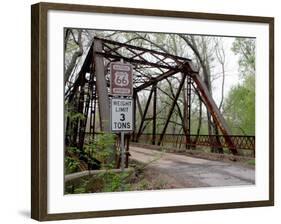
93 37 191 91
65 36 255 159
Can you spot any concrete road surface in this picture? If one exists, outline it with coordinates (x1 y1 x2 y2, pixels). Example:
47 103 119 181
130 146 255 188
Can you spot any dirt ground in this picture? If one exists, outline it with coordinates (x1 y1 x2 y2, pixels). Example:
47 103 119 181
129 146 255 189
131 143 255 166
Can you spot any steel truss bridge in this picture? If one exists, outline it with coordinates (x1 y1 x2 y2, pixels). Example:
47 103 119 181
65 36 255 168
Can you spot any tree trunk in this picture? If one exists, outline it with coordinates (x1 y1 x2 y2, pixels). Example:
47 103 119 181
64 30 83 84
179 35 222 153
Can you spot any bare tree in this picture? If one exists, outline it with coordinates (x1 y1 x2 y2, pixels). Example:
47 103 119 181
64 29 83 84
179 35 224 153
214 38 226 111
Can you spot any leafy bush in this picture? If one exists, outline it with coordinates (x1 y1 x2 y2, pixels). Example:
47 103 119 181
65 156 79 174
84 133 116 168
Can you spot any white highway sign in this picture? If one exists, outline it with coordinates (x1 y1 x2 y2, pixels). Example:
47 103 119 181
111 98 133 132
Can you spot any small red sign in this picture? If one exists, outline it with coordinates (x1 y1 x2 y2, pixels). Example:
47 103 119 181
110 62 133 96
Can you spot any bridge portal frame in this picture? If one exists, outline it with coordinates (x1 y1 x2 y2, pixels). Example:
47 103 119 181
65 36 243 157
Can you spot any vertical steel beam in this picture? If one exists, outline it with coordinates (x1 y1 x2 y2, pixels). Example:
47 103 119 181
132 90 137 141
93 39 110 132
74 75 85 147
158 75 186 145
78 81 91 150
152 84 157 145
136 93 143 118
186 75 191 149
91 85 97 138
89 92 93 135
136 87 154 141
88 72 94 136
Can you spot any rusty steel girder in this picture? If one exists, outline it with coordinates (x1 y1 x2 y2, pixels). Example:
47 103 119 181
65 36 251 156
189 72 238 155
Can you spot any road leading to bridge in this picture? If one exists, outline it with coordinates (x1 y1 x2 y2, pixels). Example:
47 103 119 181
130 146 255 188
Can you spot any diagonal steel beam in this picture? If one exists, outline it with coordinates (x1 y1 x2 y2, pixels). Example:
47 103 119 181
190 72 238 155
95 37 190 62
135 69 179 92
157 75 187 145
136 92 143 118
95 52 174 70
136 87 154 142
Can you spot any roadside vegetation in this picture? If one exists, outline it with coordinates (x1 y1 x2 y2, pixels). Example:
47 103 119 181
64 134 168 194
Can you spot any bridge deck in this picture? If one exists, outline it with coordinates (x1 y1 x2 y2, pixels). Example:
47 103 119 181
130 146 255 188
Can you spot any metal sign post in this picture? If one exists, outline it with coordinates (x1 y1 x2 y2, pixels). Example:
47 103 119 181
110 97 133 187
110 61 133 191
120 131 125 172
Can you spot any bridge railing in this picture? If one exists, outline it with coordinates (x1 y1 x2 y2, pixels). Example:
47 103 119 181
135 134 255 151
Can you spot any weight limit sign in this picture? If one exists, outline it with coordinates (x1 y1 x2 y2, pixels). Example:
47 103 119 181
111 98 133 132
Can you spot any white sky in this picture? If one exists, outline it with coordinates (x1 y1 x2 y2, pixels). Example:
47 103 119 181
211 37 241 104
67 31 246 106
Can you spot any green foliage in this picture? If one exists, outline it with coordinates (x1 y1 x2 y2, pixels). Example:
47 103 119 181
65 102 86 123
65 156 80 174
232 38 255 78
136 179 150 190
86 133 130 192
223 75 255 135
65 134 167 194
247 159 255 166
84 133 116 168
65 171 131 194
73 133 130 193
66 146 81 154
64 102 86 139
64 133 133 194
73 178 90 194
66 111 85 121
222 38 256 136
97 171 130 192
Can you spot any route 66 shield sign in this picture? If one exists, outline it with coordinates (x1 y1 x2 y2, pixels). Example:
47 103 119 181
110 62 133 96
114 71 129 87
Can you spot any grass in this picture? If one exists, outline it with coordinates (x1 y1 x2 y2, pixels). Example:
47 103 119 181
247 159 255 166
65 158 169 194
